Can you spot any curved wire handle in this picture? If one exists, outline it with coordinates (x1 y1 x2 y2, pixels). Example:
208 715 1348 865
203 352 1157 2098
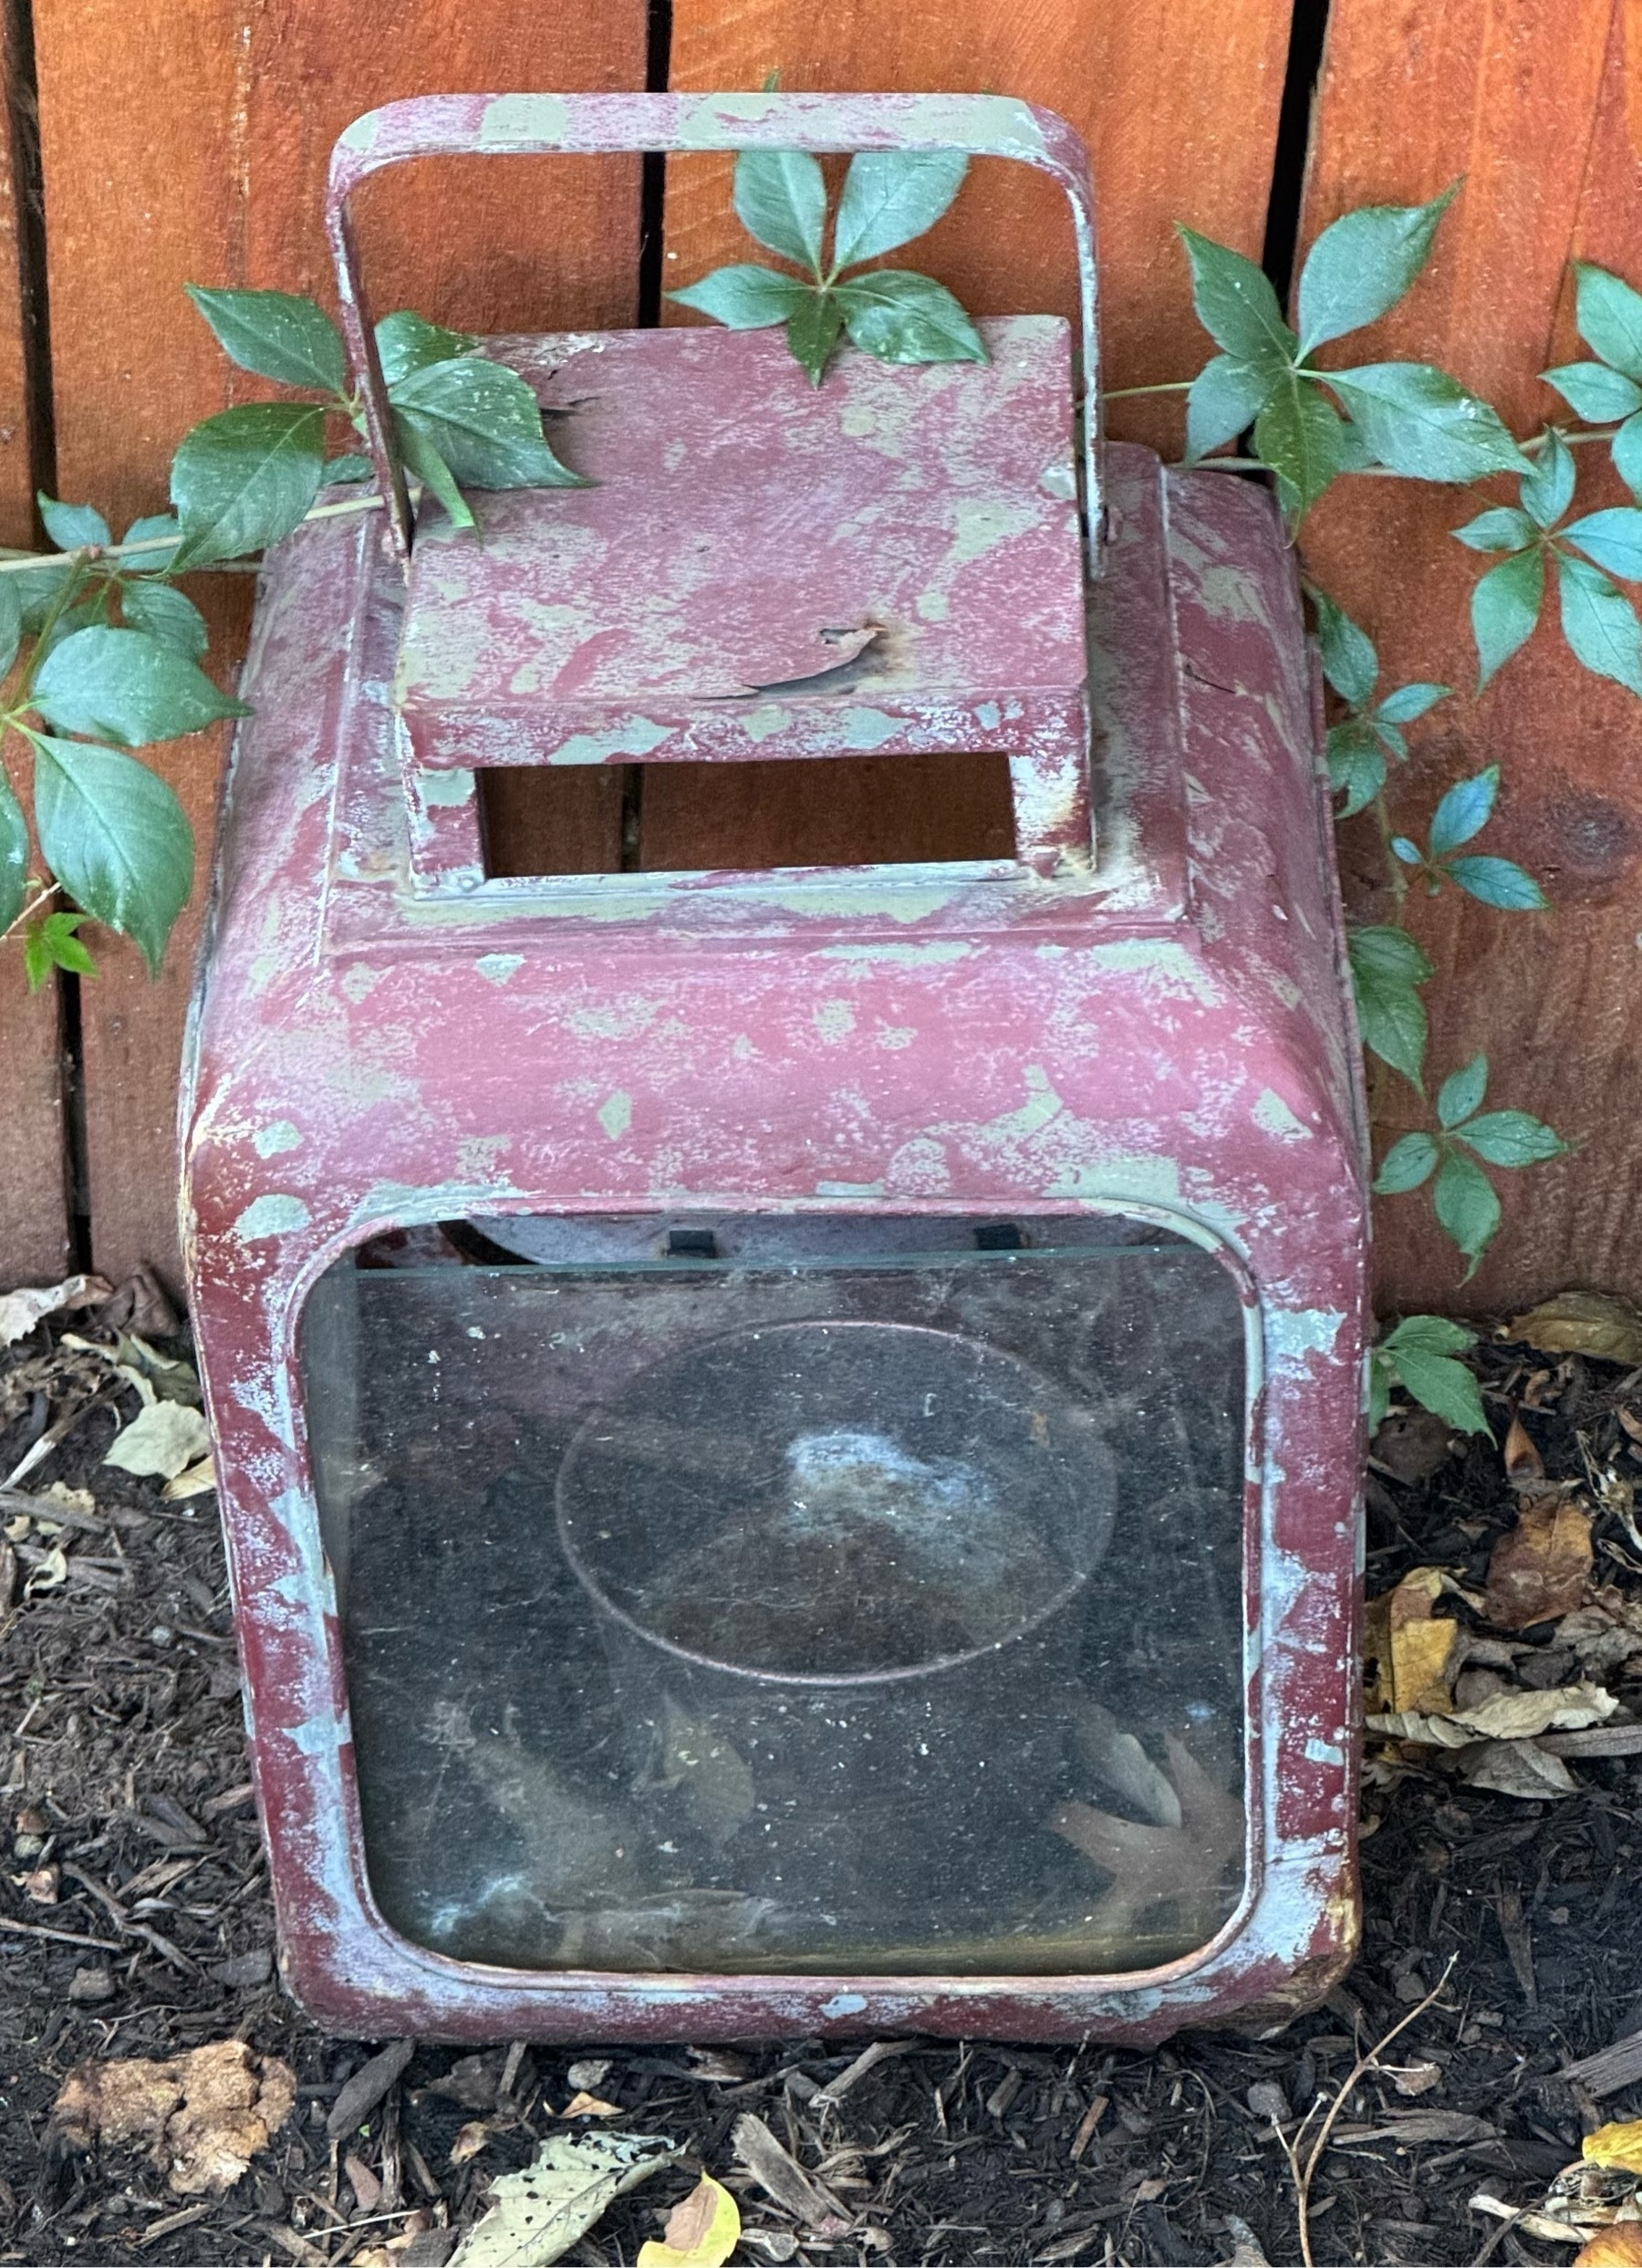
326 90 1103 572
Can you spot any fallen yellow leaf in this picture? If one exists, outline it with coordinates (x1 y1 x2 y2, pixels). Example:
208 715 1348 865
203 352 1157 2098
1585 2120 1642 2176
560 2091 622 2118
1365 1566 1460 1713
638 2175 741 2268
1574 2226 1642 2266
1511 1290 1642 1367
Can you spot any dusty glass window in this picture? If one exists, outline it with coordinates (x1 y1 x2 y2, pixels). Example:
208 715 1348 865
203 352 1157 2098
300 1212 1248 1976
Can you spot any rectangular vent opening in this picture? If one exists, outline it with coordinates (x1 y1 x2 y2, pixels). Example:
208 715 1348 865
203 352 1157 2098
479 751 1017 879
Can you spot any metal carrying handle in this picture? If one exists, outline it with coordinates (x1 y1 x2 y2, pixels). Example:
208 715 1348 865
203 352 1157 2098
326 90 1102 570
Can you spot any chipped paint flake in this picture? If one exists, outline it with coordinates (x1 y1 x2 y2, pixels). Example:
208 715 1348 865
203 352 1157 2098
253 1119 302 1158
1253 1088 1311 1142
475 952 525 985
813 999 857 1042
596 1090 633 1139
478 92 570 146
548 719 671 766
234 1193 311 1240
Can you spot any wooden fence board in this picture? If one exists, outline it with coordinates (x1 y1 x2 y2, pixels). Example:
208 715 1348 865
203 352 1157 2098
0 36 68 1286
1301 0 1642 1312
653 0 1294 879
33 0 649 1287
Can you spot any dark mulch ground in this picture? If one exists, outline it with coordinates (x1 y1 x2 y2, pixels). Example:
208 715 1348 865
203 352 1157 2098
3 1297 1642 2266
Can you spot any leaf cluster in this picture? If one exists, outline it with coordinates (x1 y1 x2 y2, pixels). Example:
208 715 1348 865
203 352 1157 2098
1369 1314 1490 1435
3 283 577 971
670 147 986 386
1374 1053 1566 1274
1181 186 1526 525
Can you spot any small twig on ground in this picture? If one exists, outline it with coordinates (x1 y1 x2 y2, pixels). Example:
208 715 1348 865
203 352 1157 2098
1270 1955 1459 2268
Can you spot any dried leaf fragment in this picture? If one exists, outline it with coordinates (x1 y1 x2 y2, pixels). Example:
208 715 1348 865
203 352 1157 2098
0 1273 111 1348
450 2122 490 2166
732 2113 850 2231
559 2093 620 2119
1460 1738 1580 1799
1368 1680 1617 1745
1511 1290 1642 1366
1485 1497 1595 1628
1364 1566 1460 1713
1587 2120 1642 2176
48 2039 295 2195
448 2129 680 2268
104 1399 212 1480
638 2174 742 2268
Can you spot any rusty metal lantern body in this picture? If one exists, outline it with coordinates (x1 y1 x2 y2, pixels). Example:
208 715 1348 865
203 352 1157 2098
182 92 1369 2045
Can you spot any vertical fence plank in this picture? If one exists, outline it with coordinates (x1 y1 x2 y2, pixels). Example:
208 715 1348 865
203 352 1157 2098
33 0 649 1288
651 0 1293 875
1300 0 1642 1312
0 31 67 1285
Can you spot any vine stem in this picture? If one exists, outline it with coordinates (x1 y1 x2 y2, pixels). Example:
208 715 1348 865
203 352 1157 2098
1101 380 1194 399
0 488 389 577
0 884 55 945
1373 792 1410 910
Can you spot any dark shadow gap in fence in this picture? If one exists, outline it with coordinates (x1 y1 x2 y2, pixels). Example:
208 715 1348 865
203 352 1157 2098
1261 0 1331 302
638 0 674 328
4 0 87 1272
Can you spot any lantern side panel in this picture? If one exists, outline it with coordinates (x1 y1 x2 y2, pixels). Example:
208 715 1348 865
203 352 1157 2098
300 1212 1248 1977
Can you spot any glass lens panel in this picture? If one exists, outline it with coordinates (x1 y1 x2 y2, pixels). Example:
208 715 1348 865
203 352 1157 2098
300 1215 1248 1976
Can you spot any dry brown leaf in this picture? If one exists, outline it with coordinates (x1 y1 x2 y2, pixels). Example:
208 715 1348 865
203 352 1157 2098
450 2122 490 2166
1364 1566 1460 1713
1460 1739 1580 1799
346 2152 383 2211
1511 1291 1642 1367
1504 1414 1546 1480
49 2040 296 2195
0 1273 112 1348
1368 1680 1617 1746
162 1457 216 1502
1486 1498 1595 1629
1587 2122 1642 2176
1383 2059 1443 2096
559 2093 621 2119
1575 2231 1642 2267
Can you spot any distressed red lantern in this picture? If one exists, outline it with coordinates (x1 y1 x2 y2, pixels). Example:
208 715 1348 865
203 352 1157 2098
182 91 1368 2045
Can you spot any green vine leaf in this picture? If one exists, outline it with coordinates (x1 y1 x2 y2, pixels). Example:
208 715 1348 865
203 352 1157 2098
1374 1131 1439 1192
374 309 479 388
1542 360 1642 422
1573 262 1642 381
1348 923 1432 1091
387 357 582 490
1294 183 1457 357
733 149 827 275
784 290 846 388
1183 354 1273 462
1520 428 1574 529
669 265 814 328
1436 1051 1489 1129
392 415 476 533
33 626 245 746
1446 855 1548 910
185 286 348 396
1254 377 1352 519
30 735 193 973
1429 766 1497 857
0 574 22 681
830 149 969 269
1614 411 1642 501
1453 505 1534 553
1555 550 1642 695
321 455 374 484
835 272 987 367
170 401 326 567
1433 1146 1502 1275
1371 1315 1489 1436
1563 505 1642 581
1376 681 1448 724
1177 228 1295 377
1312 592 1378 705
1457 1108 1567 1166
1471 547 1544 688
1326 719 1385 817
0 774 26 932
120 515 182 572
23 908 95 991
37 496 110 551
1325 362 1527 483
121 579 209 660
